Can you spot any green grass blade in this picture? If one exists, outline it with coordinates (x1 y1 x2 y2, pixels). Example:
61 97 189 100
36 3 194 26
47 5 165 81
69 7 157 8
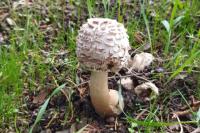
29 98 50 133
140 1 153 52
161 20 171 33
126 116 197 127
102 0 110 18
167 50 200 83
50 84 66 97
173 16 184 26
170 0 179 28
161 20 171 54
166 48 183 68
86 0 94 18
29 84 66 133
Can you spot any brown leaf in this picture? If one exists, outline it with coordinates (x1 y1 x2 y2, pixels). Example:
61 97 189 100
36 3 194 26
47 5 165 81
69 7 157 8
0 12 9 22
78 87 87 98
33 89 49 104
134 31 145 44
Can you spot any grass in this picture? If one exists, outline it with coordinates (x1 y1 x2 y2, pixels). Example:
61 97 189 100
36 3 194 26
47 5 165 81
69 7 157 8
140 0 153 52
0 0 199 132
29 84 66 133
0 0 76 128
86 0 95 18
0 46 23 126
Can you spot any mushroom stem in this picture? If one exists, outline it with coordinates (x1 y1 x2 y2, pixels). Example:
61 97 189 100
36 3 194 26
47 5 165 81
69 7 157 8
89 71 123 117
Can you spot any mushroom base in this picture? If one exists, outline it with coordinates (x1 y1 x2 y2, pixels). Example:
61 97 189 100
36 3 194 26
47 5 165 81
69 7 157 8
89 71 124 117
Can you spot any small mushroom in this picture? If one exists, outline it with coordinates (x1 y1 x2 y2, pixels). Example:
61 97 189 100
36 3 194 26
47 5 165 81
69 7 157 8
76 18 130 117
128 52 154 72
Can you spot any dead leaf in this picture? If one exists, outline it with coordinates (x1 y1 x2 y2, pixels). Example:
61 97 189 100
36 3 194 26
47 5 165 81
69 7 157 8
33 89 49 104
78 87 87 98
0 12 9 22
134 31 145 44
118 77 133 90
134 82 159 101
129 52 154 71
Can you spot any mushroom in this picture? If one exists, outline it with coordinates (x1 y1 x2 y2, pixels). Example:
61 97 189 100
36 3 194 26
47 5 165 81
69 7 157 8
76 18 131 117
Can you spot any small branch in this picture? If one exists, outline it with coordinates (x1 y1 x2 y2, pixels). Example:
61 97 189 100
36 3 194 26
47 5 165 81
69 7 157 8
172 106 199 118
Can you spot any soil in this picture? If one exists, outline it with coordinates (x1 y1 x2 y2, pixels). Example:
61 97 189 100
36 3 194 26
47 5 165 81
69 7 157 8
22 66 199 133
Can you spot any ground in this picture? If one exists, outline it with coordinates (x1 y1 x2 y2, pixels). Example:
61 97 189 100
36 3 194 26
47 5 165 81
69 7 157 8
0 0 200 133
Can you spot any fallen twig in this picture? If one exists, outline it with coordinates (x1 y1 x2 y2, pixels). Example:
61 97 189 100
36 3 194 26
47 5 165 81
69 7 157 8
172 96 200 118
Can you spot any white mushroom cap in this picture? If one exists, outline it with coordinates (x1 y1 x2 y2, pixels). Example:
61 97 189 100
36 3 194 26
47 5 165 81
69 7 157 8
76 18 131 72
